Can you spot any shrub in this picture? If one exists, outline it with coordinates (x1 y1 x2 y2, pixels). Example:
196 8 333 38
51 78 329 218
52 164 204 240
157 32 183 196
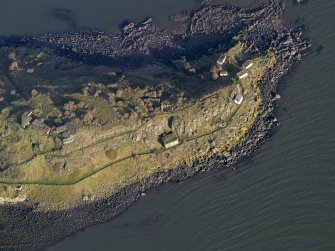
105 148 118 160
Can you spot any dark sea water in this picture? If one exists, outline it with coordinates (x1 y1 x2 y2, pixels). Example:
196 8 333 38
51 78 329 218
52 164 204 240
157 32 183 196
0 0 254 36
0 0 198 35
1 0 334 250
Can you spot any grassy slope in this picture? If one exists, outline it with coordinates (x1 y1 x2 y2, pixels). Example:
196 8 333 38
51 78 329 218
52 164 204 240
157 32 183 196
0 45 276 209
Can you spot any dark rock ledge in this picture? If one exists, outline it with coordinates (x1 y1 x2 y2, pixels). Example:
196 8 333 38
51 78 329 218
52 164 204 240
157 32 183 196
7 0 284 67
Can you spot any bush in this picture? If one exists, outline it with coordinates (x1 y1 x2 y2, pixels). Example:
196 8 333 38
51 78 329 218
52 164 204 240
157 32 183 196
31 95 54 118
105 148 118 160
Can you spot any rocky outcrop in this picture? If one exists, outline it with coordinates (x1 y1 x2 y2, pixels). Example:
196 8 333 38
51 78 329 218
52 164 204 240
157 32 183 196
27 0 285 66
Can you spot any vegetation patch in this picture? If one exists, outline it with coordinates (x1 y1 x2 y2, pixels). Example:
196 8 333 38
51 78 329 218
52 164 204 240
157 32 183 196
0 42 276 208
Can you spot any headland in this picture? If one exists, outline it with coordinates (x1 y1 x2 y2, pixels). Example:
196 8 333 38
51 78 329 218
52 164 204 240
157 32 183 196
0 0 310 249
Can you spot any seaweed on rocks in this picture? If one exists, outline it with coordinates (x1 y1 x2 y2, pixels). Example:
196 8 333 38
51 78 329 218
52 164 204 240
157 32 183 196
28 0 285 67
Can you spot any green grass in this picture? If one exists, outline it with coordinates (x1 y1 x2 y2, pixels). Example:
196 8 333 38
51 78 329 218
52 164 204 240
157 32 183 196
0 149 154 186
226 106 241 125
162 132 178 144
50 128 138 158
0 101 242 186
31 95 54 118
105 148 118 160
0 43 275 202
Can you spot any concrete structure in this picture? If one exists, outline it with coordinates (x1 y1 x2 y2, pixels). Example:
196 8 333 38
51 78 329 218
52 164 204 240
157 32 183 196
234 94 244 105
63 134 76 144
164 138 180 148
15 185 22 192
161 132 180 148
32 119 49 129
237 70 248 79
219 71 229 77
55 125 68 134
59 129 76 144
32 119 50 134
216 54 227 65
242 60 253 70
161 100 172 112
21 111 33 128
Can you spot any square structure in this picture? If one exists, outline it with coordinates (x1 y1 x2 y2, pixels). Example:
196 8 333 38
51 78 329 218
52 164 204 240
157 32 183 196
216 54 227 65
237 70 248 79
242 60 253 70
234 94 244 105
161 132 180 148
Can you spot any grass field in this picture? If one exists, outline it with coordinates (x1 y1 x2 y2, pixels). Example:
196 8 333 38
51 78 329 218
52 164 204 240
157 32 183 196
0 44 276 209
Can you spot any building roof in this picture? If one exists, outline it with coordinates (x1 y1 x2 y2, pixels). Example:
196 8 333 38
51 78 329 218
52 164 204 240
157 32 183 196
32 119 48 129
21 112 33 128
60 128 76 139
55 125 68 134
162 132 178 144
161 100 172 112
237 70 248 79
165 139 180 148
161 100 171 106
216 54 227 65
21 116 32 125
161 131 179 148
219 71 228 76
234 94 244 105
242 60 253 69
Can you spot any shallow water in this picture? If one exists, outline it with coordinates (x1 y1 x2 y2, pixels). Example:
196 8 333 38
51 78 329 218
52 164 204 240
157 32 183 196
0 0 198 35
0 0 255 36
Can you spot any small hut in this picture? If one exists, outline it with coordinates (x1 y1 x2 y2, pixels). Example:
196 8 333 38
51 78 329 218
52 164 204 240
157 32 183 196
161 100 172 112
216 54 227 65
242 60 253 70
21 111 33 128
219 71 229 77
234 94 244 105
161 131 180 148
237 71 248 79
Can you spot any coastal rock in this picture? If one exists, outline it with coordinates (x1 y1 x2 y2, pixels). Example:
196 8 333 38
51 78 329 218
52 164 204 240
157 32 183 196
27 0 285 66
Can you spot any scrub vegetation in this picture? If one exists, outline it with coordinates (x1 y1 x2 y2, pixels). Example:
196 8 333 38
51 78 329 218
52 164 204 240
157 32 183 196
0 42 276 209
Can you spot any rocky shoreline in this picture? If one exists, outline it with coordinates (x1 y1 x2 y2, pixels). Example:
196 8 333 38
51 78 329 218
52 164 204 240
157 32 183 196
12 0 283 67
0 0 311 250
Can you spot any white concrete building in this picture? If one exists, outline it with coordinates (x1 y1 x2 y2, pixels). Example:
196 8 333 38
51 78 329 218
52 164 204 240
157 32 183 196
237 70 248 79
164 139 180 148
21 111 33 129
242 60 253 70
216 54 227 65
234 94 244 105
162 132 180 148
219 71 229 77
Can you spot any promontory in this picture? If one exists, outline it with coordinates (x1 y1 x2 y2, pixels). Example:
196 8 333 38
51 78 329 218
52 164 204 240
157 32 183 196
0 0 310 249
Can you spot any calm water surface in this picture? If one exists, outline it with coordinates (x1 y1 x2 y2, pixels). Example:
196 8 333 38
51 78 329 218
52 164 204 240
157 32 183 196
0 0 197 35
0 0 255 35
1 0 334 250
